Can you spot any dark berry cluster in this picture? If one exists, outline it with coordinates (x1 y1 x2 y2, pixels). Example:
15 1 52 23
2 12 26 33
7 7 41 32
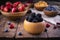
45 6 56 11
26 13 43 22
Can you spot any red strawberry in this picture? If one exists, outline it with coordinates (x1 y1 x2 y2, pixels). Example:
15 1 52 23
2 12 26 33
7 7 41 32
46 23 50 28
6 2 12 6
13 2 21 8
6 2 12 9
9 24 14 29
12 7 17 13
18 5 25 12
3 7 8 12
1 5 4 10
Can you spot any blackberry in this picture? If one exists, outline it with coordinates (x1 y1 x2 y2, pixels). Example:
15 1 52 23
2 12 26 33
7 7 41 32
37 14 42 18
28 16 33 22
38 17 43 22
32 19 38 22
30 13 36 18
27 10 32 14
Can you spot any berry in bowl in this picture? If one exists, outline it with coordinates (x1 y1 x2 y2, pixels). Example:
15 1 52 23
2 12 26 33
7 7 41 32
0 1 30 20
34 1 48 11
43 6 58 17
24 13 46 35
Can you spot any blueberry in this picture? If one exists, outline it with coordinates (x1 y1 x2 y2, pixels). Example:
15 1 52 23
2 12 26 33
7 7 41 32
37 14 42 18
4 29 8 32
7 21 11 25
30 13 36 17
18 32 22 36
32 19 38 22
38 18 43 22
44 29 47 32
28 16 33 22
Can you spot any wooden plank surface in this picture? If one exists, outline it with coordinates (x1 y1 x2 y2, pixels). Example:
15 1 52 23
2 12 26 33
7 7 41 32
0 16 7 37
47 25 60 37
3 20 18 38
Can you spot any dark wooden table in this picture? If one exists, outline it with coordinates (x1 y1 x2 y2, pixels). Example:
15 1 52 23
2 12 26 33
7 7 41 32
0 1 60 39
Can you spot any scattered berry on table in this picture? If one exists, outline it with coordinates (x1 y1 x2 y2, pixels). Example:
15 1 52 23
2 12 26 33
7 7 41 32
4 29 9 32
44 29 47 32
7 21 11 25
18 32 22 36
9 24 14 29
46 23 50 28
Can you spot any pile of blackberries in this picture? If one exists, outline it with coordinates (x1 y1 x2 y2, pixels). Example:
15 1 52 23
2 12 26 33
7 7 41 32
26 13 43 22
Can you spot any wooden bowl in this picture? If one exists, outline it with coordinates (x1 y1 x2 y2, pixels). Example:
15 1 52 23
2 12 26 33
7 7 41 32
44 10 57 17
24 20 46 35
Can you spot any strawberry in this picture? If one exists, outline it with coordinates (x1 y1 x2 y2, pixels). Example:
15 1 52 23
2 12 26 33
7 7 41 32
6 2 12 6
18 5 25 12
46 23 50 28
11 7 17 13
1 5 4 10
3 7 8 12
13 2 21 8
6 2 12 9
9 24 14 29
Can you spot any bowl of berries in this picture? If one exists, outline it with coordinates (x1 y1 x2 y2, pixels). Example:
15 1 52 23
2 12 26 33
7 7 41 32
0 1 30 20
43 6 58 17
24 13 46 35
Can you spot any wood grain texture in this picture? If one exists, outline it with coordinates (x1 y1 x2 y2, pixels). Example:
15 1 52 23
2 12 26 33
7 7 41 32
47 24 60 37
0 16 7 37
3 20 18 38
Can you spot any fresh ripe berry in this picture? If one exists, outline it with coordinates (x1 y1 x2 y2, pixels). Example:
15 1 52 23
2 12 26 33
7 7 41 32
6 2 12 9
18 32 22 35
30 13 35 17
18 5 25 12
37 13 42 18
13 2 21 8
28 16 33 22
57 23 60 25
53 27 57 29
12 8 17 13
44 29 47 32
1 5 4 10
38 17 43 22
32 19 38 22
4 29 8 32
9 24 14 29
6 2 12 6
46 23 50 28
3 7 8 12
7 21 11 25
